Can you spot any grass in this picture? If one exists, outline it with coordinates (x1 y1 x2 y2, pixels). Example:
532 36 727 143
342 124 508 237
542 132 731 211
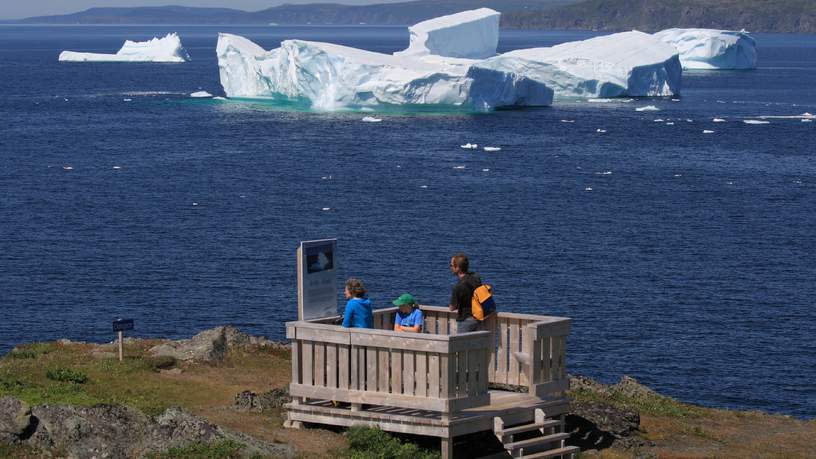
46 367 89 384
569 385 703 418
147 440 249 459
343 427 439 459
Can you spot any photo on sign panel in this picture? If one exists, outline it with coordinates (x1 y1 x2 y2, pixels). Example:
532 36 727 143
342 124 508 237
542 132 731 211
306 245 334 274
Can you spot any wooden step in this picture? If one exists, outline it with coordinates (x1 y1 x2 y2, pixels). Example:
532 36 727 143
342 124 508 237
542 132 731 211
505 432 570 451
522 445 581 459
501 419 563 438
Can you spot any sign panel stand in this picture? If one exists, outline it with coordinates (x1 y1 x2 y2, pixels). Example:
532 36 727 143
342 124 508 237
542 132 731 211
297 239 338 321
113 319 134 362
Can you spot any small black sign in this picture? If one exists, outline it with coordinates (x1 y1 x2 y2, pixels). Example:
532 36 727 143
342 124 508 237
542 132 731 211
113 319 134 332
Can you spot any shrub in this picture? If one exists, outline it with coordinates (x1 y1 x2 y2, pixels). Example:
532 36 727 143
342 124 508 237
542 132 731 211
46 368 89 384
345 427 439 459
8 349 38 359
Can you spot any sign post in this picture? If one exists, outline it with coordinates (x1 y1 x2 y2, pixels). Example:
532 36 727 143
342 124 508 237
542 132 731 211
297 239 338 321
112 319 134 362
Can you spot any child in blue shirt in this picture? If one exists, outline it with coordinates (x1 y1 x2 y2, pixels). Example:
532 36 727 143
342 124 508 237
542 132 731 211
393 293 423 333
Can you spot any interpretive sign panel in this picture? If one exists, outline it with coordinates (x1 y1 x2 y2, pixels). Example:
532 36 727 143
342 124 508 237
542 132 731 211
297 239 338 321
113 319 134 332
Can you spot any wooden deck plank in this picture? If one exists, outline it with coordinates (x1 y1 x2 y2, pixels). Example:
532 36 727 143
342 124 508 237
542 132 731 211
456 351 467 397
391 349 403 395
338 344 349 390
378 348 389 393
315 342 326 387
428 353 440 398
366 347 377 392
326 343 337 388
403 350 415 395
508 319 520 385
416 352 427 397
302 341 314 387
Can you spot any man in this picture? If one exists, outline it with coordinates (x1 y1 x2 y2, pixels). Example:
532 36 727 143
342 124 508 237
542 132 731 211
448 253 483 333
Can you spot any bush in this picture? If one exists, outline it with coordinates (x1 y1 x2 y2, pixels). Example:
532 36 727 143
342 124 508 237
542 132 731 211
8 349 38 359
148 440 245 459
46 368 89 384
345 427 440 459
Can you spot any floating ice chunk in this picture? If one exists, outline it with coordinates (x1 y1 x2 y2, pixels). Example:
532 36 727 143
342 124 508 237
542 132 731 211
420 185 428 188
322 207 331 211
596 129 607 133
713 118 726 122
213 96 227 101
123 98 132 102
560 119 575 123
62 166 73 170
803 119 813 123
585 187 593 191
743 119 770 124
192 202 198 206
482 168 490 172
671 98 681 102
461 143 479 149
59 33 191 63
654 28 757 70
703 130 715 133
112 166 122 169
636 105 660 111
395 8 500 59
362 116 382 123
595 171 612 175
654 118 665 122
216 34 552 111
453 165 466 169
755 113 816 119
686 119 693 122
588 99 614 103
674 174 682 177
503 31 682 99
483 146 501 152
190 91 213 98
666 122 675 125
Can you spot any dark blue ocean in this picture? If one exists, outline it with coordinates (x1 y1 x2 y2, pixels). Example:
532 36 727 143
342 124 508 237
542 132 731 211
0 25 814 418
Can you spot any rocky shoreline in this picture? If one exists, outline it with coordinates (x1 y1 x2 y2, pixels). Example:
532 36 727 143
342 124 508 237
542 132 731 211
1 327 813 459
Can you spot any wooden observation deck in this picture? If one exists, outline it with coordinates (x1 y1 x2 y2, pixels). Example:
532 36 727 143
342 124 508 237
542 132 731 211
285 306 578 459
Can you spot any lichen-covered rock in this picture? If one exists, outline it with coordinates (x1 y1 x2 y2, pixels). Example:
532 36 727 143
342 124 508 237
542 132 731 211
234 388 291 413
148 326 281 363
10 400 294 458
0 397 32 443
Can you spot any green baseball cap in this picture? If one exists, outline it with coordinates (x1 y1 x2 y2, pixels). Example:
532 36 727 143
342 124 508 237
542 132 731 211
392 293 417 306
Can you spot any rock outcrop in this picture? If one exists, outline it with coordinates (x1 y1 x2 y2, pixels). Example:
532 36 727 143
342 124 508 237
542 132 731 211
148 325 285 363
1 400 294 458
234 388 292 413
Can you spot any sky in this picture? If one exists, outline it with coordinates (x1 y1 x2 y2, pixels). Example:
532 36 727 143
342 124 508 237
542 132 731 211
1 0 406 20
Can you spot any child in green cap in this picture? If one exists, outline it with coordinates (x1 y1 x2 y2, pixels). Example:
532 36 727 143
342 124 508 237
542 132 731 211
393 293 423 333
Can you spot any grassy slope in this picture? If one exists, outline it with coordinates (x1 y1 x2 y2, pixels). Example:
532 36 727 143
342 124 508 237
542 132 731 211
2 340 814 458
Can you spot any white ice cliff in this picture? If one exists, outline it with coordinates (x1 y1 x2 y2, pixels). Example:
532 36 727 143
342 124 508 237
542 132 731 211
653 28 757 70
394 8 501 59
502 31 683 99
216 34 552 111
59 33 191 63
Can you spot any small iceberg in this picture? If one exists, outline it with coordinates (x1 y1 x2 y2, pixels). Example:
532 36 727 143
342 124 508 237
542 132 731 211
596 129 607 133
713 118 726 122
636 105 660 112
703 130 715 134
362 116 382 123
483 146 501 152
190 91 213 98
743 119 770 125
461 143 479 149
560 120 575 123
59 33 191 63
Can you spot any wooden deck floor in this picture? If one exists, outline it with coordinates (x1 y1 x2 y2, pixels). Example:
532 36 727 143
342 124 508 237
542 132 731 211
287 390 570 438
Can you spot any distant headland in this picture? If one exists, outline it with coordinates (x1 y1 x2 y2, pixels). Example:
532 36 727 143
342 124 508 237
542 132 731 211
11 0 816 34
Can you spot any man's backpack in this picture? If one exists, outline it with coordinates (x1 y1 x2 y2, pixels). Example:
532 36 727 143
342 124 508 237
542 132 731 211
471 284 496 321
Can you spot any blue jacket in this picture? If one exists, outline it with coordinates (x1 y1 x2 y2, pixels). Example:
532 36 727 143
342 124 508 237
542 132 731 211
342 297 373 328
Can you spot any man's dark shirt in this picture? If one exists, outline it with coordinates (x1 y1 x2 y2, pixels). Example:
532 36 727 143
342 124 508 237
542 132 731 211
451 272 481 321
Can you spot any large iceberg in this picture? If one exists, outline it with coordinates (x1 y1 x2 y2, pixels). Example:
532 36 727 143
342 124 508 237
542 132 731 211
502 31 683 99
59 33 191 63
216 33 552 111
653 28 757 70
394 8 500 59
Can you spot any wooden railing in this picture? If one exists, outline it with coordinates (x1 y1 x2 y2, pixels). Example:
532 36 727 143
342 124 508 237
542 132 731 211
289 306 570 412
287 321 491 413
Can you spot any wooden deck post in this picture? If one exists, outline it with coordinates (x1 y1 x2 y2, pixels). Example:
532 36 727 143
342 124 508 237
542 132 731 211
441 436 453 459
